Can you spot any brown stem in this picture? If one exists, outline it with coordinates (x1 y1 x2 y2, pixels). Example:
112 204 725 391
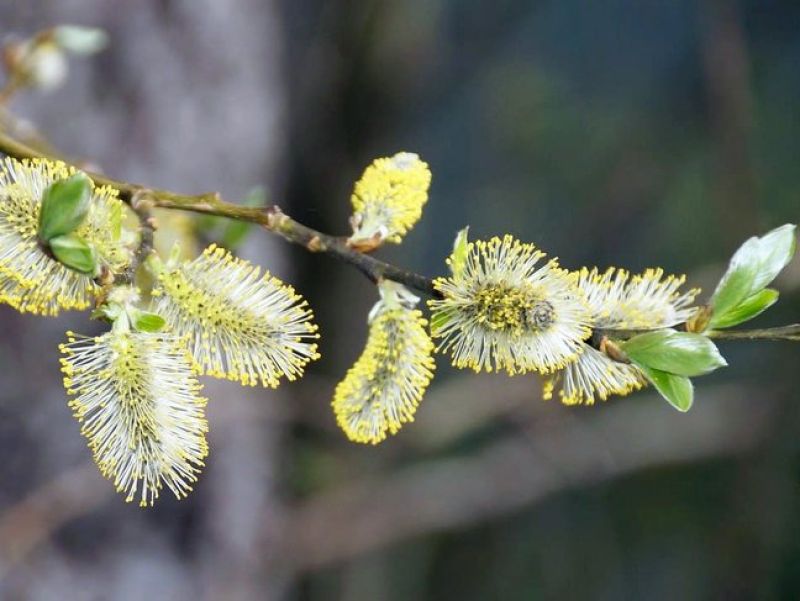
0 130 439 297
706 324 800 342
118 190 156 285
602 324 800 343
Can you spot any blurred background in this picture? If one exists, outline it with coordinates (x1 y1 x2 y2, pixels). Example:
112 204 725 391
1 0 799 599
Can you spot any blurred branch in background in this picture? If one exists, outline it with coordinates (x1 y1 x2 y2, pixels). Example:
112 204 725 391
0 376 776 582
0 463 108 580
285 381 774 571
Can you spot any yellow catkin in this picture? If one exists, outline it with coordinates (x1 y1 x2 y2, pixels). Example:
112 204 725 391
542 266 700 405
428 235 592 375
0 157 130 315
152 244 320 387
576 266 699 330
60 328 208 507
542 345 646 406
333 283 435 444
349 152 432 246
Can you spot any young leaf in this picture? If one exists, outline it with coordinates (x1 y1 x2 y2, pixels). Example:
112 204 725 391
638 364 694 412
709 288 779 329
109 201 122 242
131 310 166 333
220 186 265 250
429 309 453 335
53 26 109 56
49 233 97 275
749 224 796 292
91 302 123 322
710 224 796 318
39 173 92 241
621 329 727 377
449 227 470 278
709 259 759 320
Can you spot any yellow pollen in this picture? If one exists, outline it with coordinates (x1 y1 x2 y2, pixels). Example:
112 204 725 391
472 284 553 334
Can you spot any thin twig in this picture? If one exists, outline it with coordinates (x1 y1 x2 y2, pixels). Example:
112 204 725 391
0 130 438 297
707 324 800 341
117 190 156 285
601 324 800 343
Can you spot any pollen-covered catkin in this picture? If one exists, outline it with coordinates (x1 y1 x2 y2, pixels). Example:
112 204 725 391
543 267 700 405
429 235 592 375
60 328 208 507
333 281 435 444
349 152 431 248
152 244 320 387
0 157 129 315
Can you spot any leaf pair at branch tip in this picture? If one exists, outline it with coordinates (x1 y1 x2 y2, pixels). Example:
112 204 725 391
709 224 796 330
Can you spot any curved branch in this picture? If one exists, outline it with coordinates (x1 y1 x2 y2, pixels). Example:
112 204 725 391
285 383 774 570
0 131 439 297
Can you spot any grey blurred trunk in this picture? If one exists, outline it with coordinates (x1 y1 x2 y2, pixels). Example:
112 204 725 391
0 2 289 599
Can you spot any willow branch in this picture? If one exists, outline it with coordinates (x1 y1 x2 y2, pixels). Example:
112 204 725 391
1 129 799 341
600 323 800 343
118 191 155 285
706 324 800 341
0 130 438 297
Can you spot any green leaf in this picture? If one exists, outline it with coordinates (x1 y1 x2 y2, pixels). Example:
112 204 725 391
620 329 727 377
130 310 166 333
91 302 123 322
429 310 453 335
48 233 97 275
109 201 122 242
221 187 264 249
638 364 694 412
53 26 109 55
709 288 779 329
709 259 758 320
38 173 92 241
710 224 796 317
750 224 796 292
449 227 470 277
